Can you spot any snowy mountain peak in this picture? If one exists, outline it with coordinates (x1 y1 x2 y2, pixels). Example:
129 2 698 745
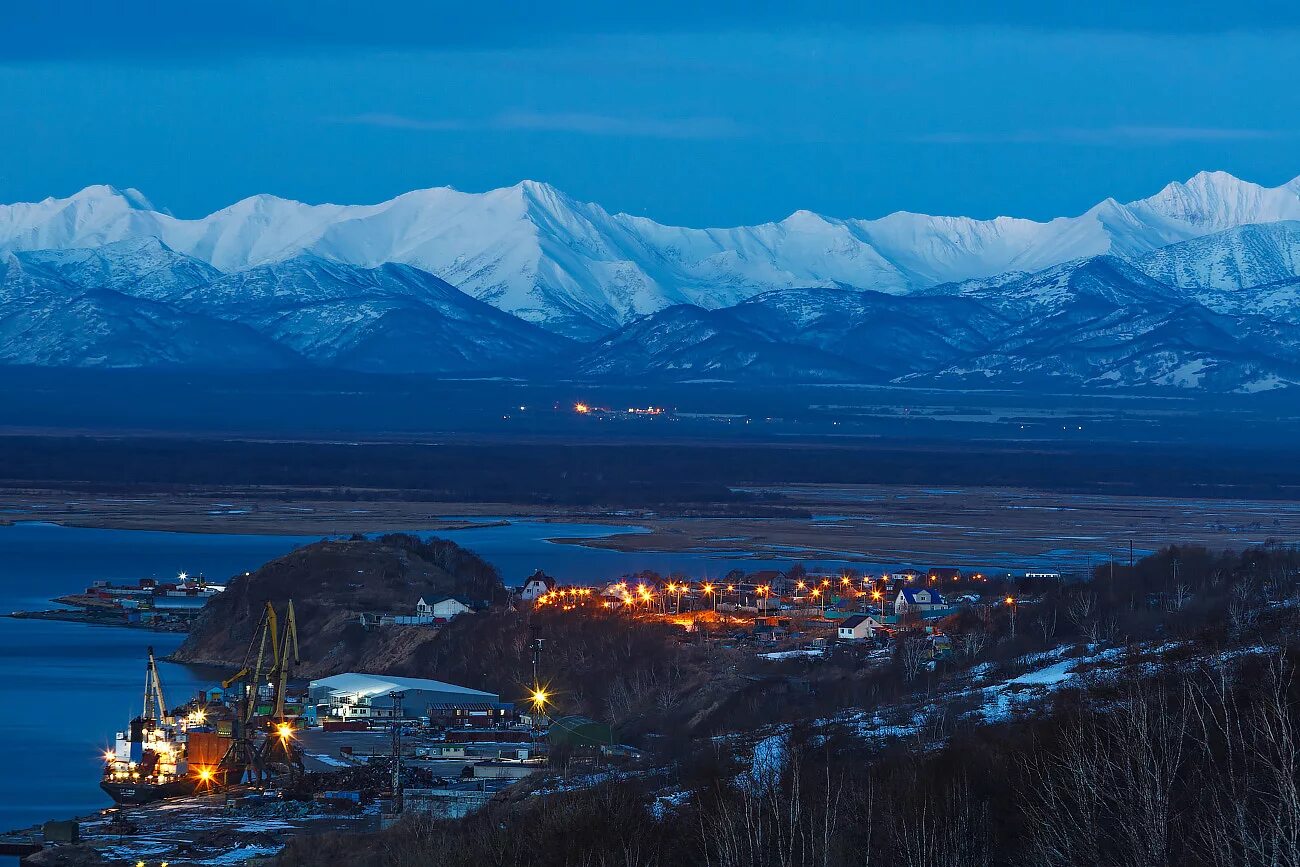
61 184 155 210
1134 170 1300 230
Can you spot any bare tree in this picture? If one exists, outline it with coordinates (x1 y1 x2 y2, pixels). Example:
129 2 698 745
1067 591 1097 643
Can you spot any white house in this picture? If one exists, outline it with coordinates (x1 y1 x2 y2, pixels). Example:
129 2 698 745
519 572 557 601
894 587 947 616
425 596 472 619
837 614 882 640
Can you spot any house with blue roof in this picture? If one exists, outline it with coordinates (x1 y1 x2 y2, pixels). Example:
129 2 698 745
894 587 948 617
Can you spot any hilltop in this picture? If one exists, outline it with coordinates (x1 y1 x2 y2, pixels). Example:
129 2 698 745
172 534 506 677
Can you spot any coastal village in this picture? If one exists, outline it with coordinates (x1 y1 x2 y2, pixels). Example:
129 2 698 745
1 543 1068 865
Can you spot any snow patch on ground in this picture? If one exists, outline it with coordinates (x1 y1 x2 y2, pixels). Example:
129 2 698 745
758 649 826 660
743 732 789 792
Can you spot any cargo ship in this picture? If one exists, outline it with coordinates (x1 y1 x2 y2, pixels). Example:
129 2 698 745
100 647 243 805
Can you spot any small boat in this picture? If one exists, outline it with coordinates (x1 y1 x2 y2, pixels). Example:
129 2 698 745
100 647 242 805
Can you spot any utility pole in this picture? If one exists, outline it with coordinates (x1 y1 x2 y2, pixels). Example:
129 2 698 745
530 637 545 687
389 691 406 815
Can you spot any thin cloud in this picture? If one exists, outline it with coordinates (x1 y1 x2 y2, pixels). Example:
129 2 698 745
337 110 748 140
912 126 1287 144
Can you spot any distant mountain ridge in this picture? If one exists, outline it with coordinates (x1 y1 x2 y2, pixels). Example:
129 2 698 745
2 174 1300 392
1 171 1298 337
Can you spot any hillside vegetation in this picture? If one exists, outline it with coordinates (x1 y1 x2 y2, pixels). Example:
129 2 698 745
172 534 505 676
275 543 1300 867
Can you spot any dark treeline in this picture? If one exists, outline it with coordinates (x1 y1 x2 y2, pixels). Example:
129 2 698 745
277 544 1300 866
1 435 1298 504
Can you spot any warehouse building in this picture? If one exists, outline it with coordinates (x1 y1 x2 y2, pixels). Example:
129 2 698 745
309 673 500 721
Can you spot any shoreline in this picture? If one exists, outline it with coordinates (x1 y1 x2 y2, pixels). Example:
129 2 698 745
4 607 189 632
2 482 1299 576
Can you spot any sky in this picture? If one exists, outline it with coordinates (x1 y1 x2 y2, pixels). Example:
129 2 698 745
1 1 1298 227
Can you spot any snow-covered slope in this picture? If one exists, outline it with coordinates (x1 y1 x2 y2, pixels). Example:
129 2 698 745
0 243 570 373
0 254 297 368
170 256 573 373
1133 222 1300 320
2 171 1297 337
571 305 868 382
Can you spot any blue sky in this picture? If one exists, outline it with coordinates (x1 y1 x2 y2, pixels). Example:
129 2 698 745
2 1 1298 226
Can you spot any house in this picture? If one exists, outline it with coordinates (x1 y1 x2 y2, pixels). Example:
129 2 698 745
1024 570 1062 580
837 614 883 641
519 571 557 601
890 569 923 582
927 567 962 583
752 617 792 643
894 587 947 616
423 596 473 619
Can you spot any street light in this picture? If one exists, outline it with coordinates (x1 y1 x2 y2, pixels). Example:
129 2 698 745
1005 596 1018 639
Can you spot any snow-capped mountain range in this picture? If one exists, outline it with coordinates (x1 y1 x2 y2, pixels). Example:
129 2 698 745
1 171 1299 391
3 170 1298 338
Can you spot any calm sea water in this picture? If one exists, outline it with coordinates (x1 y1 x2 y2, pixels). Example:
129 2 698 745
0 519 857 832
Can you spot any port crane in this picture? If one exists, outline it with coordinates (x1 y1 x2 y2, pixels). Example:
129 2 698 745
142 646 167 725
220 600 304 785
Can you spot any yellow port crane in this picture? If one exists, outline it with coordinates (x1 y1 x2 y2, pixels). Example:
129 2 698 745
219 600 304 785
222 601 278 723
272 600 299 724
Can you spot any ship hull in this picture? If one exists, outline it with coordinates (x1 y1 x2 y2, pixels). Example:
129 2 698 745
100 764 242 805
100 777 198 805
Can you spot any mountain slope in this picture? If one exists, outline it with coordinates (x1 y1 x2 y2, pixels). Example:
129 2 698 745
0 255 298 368
1133 221 1300 319
169 256 574 374
910 257 1300 391
727 287 1008 372
1 171 1297 336
17 236 222 301
924 256 1182 317
570 305 869 382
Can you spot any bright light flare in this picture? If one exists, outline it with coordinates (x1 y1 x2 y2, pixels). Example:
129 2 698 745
276 722 294 741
